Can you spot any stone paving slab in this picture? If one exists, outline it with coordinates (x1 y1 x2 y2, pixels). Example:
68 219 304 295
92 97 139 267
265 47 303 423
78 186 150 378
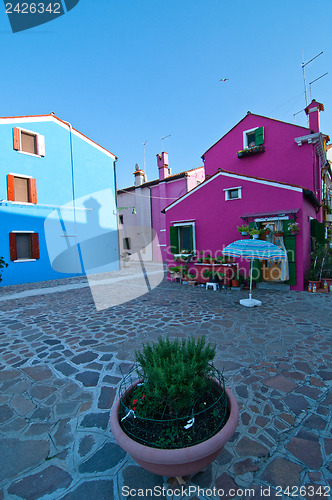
0 272 331 499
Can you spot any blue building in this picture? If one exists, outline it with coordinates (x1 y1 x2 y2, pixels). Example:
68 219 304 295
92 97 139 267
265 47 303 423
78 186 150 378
0 114 119 286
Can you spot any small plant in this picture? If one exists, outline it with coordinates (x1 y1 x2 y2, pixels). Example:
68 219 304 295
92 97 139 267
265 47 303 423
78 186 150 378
168 266 183 274
288 221 299 233
187 273 196 280
249 228 261 238
203 269 213 279
0 256 8 283
134 336 216 414
237 225 249 234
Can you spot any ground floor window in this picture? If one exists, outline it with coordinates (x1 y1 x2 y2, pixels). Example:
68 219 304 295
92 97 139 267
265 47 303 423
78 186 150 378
9 232 40 261
123 237 131 250
170 223 195 254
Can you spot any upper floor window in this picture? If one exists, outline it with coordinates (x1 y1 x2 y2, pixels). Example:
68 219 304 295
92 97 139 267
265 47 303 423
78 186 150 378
13 127 45 157
7 174 37 204
119 214 124 225
224 187 242 201
243 127 264 148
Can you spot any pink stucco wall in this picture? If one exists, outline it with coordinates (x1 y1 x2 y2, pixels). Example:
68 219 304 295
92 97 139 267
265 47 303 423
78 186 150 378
203 114 319 196
165 172 309 290
151 166 205 261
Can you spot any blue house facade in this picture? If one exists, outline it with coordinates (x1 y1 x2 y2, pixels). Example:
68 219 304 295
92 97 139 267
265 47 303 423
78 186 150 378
0 114 119 286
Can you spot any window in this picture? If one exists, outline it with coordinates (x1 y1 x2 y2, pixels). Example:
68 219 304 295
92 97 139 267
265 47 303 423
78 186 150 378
170 223 195 254
224 187 242 201
7 174 37 204
123 237 131 250
119 215 124 225
243 127 264 149
13 127 45 156
9 232 40 261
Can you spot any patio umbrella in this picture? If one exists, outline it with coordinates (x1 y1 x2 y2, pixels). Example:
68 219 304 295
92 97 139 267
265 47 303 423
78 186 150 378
222 239 287 307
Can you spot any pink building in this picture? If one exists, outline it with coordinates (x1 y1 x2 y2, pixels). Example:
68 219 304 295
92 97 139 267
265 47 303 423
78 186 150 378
163 100 330 290
117 152 205 262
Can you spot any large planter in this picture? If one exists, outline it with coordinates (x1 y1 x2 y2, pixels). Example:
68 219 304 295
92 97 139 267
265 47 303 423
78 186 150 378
110 380 239 477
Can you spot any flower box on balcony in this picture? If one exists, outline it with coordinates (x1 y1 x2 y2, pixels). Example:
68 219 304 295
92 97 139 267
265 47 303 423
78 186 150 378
237 145 265 158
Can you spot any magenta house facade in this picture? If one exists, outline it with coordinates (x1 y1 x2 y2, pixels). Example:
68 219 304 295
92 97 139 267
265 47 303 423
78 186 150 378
117 152 205 262
163 100 330 291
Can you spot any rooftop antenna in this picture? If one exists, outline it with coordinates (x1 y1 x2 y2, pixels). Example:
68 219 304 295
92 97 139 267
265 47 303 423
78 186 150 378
143 140 147 171
161 134 171 151
301 51 323 107
309 72 328 101
293 109 304 124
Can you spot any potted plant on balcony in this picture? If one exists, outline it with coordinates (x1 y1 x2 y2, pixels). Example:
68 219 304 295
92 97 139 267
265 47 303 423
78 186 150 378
110 336 239 477
249 228 261 239
237 225 250 236
288 221 299 235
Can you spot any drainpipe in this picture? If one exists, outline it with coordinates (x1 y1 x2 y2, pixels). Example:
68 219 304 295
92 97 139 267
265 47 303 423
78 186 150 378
62 119 84 275
113 159 121 269
147 186 153 261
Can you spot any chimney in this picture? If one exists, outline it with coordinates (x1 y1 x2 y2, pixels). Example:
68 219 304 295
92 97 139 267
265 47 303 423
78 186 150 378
305 99 324 134
157 152 171 180
134 163 147 187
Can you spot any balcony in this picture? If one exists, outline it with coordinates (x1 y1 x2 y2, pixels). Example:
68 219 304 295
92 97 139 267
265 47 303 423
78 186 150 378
237 145 265 158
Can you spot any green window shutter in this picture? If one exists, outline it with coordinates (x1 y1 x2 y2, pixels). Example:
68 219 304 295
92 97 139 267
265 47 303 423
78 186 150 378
284 234 296 285
248 222 262 281
189 225 193 251
282 220 291 236
286 263 297 286
170 226 179 254
251 259 262 282
255 127 264 146
310 219 325 244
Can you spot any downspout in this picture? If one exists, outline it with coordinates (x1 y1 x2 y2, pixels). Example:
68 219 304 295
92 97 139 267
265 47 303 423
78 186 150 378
113 159 121 268
62 119 85 275
147 186 153 261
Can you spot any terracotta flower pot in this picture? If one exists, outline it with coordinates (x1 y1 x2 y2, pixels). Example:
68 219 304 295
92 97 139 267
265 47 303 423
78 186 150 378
110 381 239 477
231 279 240 287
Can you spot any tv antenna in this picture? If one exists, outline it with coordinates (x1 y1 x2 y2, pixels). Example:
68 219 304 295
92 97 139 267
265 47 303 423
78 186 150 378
161 134 171 151
143 140 147 171
301 51 323 107
309 72 328 101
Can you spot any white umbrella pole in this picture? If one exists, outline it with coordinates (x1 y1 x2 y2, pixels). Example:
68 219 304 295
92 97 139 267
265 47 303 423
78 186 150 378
240 257 262 307
249 258 253 300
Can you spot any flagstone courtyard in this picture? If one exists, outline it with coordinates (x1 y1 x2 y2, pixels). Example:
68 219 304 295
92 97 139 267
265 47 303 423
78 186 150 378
0 267 331 499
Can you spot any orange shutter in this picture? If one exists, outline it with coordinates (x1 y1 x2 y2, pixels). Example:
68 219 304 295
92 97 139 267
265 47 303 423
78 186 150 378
9 233 17 260
28 178 37 204
30 233 40 259
13 128 21 150
7 174 15 201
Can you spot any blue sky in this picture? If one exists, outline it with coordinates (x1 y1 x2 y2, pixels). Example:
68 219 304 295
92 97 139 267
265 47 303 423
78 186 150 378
1 0 331 189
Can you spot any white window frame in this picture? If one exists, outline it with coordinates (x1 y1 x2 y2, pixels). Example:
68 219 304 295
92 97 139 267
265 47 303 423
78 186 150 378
243 127 258 149
224 186 242 201
173 221 196 256
16 127 45 157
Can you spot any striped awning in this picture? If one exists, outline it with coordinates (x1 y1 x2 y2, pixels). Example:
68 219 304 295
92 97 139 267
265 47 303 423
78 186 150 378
222 239 287 261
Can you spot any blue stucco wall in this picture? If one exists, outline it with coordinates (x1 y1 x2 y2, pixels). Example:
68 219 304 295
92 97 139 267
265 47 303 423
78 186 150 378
0 117 119 286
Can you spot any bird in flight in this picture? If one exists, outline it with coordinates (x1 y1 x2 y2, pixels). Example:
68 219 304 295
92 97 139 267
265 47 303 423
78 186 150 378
220 78 229 82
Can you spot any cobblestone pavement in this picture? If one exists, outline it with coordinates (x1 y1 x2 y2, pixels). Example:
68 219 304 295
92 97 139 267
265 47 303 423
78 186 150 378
0 266 331 500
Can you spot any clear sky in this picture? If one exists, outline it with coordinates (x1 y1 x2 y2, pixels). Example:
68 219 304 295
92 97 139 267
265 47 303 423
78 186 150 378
1 0 331 189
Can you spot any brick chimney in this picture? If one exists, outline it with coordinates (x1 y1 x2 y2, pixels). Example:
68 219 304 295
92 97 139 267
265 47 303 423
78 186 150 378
157 152 171 180
305 99 324 133
134 163 147 186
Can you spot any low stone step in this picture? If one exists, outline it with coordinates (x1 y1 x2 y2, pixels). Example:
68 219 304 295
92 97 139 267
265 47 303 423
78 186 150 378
256 282 291 291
